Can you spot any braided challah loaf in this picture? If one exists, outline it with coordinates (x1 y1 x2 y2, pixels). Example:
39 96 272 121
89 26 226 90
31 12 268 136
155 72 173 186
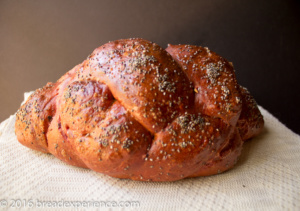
15 38 264 181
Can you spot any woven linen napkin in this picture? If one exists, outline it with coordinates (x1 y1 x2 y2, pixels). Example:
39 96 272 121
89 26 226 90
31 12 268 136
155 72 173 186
0 92 299 211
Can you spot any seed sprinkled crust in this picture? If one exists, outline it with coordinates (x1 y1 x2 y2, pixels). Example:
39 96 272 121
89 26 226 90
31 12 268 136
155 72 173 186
15 38 264 182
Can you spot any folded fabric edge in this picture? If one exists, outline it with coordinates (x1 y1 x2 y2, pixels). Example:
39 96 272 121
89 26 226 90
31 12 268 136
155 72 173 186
258 105 300 138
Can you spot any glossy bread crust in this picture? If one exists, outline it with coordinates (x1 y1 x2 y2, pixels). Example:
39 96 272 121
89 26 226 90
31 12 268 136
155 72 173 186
15 38 264 181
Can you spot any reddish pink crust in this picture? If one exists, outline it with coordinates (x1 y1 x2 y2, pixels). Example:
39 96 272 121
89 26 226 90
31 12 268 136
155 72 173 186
15 38 264 181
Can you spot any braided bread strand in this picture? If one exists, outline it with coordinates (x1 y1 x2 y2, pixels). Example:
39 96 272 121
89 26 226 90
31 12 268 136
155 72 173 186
15 38 264 181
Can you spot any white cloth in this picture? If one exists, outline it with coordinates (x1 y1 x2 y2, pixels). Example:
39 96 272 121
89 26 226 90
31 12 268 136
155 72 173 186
0 92 299 211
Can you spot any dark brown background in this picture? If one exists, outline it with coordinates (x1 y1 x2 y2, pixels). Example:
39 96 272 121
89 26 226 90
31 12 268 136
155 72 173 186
0 0 299 134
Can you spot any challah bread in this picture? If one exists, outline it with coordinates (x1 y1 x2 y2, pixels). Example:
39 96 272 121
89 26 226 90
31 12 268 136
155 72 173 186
15 38 264 181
